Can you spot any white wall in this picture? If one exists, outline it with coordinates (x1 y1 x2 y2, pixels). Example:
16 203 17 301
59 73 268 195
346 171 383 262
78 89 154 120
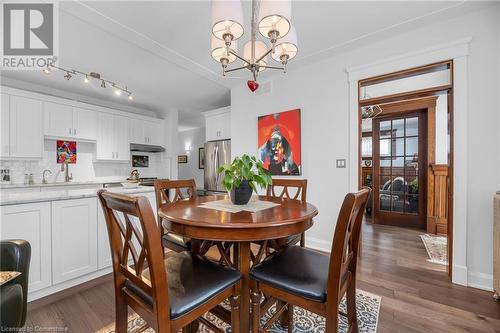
178 127 206 188
231 5 500 290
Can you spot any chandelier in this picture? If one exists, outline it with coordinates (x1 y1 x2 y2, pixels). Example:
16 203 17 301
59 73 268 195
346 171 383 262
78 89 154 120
210 0 298 92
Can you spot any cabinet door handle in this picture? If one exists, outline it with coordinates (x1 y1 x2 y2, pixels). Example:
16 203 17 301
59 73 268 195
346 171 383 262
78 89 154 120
69 128 72 135
74 128 77 136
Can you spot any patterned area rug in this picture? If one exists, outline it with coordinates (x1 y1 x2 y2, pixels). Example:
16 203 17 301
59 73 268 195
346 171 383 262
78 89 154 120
106 290 381 333
420 234 447 265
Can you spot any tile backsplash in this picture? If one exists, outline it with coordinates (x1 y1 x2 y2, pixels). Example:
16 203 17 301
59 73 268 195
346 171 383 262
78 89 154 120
0 140 171 184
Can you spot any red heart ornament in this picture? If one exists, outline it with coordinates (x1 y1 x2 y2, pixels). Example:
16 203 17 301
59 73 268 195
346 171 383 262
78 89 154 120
247 80 259 92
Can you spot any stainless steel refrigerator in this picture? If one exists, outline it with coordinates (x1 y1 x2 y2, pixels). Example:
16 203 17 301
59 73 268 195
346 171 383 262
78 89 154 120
204 139 231 192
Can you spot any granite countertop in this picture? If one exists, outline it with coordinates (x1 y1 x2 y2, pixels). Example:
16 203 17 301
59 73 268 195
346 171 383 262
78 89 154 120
0 186 154 206
0 178 126 189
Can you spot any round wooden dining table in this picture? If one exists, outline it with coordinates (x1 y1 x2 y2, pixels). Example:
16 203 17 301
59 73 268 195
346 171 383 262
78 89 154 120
158 194 318 332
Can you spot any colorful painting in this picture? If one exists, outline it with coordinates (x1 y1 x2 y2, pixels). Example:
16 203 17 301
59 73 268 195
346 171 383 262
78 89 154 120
56 140 77 164
258 109 301 175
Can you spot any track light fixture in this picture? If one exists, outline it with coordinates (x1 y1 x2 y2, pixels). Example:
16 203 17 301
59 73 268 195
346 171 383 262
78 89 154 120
41 64 133 101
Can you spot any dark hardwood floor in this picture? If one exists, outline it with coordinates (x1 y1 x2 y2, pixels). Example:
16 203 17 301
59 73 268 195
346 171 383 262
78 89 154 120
25 222 500 332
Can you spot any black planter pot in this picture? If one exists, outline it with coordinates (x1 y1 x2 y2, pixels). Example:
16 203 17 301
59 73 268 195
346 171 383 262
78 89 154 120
230 180 253 205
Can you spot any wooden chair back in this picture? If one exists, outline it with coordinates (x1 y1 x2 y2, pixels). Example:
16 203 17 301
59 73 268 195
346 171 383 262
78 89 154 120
97 190 170 327
267 178 307 202
154 179 197 212
327 188 371 305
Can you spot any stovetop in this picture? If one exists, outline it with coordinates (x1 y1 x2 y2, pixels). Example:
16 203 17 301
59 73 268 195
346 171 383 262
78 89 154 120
137 177 157 186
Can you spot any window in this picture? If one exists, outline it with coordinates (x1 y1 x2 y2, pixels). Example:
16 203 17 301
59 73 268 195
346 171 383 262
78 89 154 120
362 137 372 157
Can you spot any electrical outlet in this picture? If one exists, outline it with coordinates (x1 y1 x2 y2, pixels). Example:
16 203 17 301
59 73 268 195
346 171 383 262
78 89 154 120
336 159 346 168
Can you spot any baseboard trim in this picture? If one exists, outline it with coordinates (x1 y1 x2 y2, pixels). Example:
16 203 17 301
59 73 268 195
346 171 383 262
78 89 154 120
468 271 494 292
306 237 332 253
28 267 113 303
452 264 468 286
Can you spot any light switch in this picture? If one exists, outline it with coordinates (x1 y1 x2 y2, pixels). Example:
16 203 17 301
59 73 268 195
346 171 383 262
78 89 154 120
336 159 346 168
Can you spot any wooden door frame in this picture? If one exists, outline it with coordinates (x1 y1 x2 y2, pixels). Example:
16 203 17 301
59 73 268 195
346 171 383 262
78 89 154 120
356 61 454 278
372 106 430 229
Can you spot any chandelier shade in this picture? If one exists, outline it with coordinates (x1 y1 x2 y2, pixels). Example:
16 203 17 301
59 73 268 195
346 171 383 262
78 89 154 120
211 0 244 41
272 25 298 62
243 40 268 71
211 35 238 63
258 0 291 40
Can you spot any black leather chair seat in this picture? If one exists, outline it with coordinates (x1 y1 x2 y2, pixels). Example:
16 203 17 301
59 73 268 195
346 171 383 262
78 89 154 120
124 251 240 319
162 232 191 251
250 246 329 302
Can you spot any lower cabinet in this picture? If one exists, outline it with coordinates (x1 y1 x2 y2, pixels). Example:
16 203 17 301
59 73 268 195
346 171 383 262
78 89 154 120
0 202 52 292
51 198 98 284
1 191 157 299
97 199 112 270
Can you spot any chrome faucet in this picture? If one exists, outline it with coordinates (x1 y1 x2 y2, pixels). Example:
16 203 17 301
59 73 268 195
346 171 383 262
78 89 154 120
60 162 72 182
42 169 52 184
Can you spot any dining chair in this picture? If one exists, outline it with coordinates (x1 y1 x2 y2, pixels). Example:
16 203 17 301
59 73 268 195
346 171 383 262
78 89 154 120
154 179 197 252
97 190 241 333
266 179 308 248
250 188 371 333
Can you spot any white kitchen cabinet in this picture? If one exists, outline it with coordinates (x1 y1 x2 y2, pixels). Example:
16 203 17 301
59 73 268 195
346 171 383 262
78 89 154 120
73 107 97 141
96 113 129 161
144 121 163 145
130 120 145 144
51 198 98 284
130 120 163 145
44 102 97 141
205 108 231 141
97 198 112 270
115 115 130 161
44 102 73 138
1 94 10 157
0 202 52 292
10 95 43 158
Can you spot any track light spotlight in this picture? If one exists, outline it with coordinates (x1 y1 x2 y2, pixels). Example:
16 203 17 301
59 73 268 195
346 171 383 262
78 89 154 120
43 66 51 74
84 75 89 83
64 72 72 80
101 80 106 88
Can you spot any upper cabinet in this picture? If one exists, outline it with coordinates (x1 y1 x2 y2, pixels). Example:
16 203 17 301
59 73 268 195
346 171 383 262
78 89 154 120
44 102 97 141
1 94 10 158
1 87 165 162
5 95 43 159
204 107 231 141
96 113 130 161
130 119 163 145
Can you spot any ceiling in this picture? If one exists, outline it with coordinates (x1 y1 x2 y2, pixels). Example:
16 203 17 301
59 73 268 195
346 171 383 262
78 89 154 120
0 1 482 129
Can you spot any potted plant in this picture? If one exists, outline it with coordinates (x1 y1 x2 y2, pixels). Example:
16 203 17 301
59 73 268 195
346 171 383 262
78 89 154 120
217 154 272 205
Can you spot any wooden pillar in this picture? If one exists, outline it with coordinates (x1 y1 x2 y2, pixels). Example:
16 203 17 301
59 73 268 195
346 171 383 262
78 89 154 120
427 164 449 235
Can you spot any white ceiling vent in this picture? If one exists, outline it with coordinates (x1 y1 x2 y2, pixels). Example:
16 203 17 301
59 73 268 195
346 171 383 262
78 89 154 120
255 80 272 96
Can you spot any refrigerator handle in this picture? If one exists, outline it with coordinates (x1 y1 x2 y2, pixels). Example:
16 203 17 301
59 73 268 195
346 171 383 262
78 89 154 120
214 144 220 185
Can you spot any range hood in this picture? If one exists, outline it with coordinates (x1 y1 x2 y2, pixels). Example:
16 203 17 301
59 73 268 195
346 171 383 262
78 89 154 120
130 143 165 153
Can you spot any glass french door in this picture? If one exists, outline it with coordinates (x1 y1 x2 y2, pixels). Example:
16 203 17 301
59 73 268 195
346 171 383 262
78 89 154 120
372 111 427 229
